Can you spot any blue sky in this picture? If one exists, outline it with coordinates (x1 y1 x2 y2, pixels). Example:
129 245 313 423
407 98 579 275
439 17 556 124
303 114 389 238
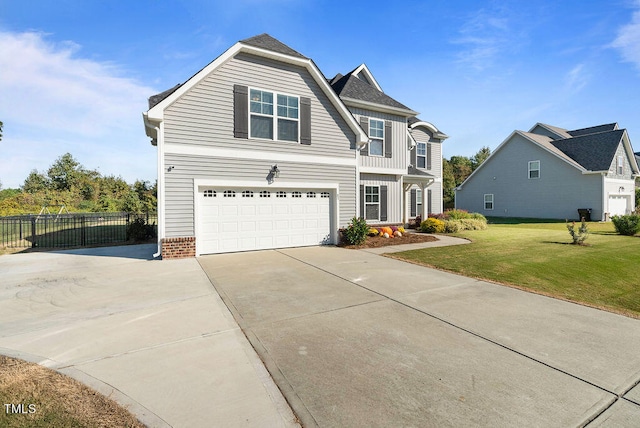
1 0 640 189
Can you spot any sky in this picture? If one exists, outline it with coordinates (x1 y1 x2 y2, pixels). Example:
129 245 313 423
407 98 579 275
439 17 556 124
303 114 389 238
1 0 640 189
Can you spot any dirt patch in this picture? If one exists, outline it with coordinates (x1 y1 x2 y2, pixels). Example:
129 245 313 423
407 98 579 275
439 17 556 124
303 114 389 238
0 355 145 428
339 232 438 249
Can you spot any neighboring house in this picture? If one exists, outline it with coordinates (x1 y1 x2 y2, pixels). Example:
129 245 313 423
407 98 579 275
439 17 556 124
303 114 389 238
143 34 447 258
455 123 639 221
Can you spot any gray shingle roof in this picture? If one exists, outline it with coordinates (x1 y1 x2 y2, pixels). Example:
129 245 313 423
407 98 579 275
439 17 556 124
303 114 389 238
567 123 618 137
148 84 182 109
550 129 625 171
330 73 413 112
240 33 307 59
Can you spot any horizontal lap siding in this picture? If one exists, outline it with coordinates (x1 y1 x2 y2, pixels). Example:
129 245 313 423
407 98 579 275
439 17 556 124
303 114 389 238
163 53 357 157
410 127 443 175
164 153 356 237
360 173 402 224
351 108 407 170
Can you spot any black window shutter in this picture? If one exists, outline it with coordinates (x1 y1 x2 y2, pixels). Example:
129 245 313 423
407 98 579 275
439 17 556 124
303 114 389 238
360 117 369 156
427 189 432 215
360 185 365 218
411 145 417 169
384 121 392 158
380 185 388 221
410 189 417 217
300 97 311 145
427 143 432 169
233 85 248 139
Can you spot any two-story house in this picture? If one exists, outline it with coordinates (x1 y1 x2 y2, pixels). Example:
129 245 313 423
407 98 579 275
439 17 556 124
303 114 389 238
143 34 447 258
455 122 639 220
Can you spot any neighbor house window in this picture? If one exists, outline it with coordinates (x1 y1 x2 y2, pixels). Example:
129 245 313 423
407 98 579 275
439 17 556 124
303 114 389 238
365 186 380 220
617 156 624 175
250 88 299 142
528 160 540 179
368 119 384 156
484 194 494 210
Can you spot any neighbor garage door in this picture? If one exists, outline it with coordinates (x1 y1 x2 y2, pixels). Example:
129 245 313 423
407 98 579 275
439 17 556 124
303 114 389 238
608 195 628 217
198 187 332 255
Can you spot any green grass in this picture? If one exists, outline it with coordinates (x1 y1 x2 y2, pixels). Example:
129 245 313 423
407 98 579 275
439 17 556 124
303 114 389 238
393 221 640 318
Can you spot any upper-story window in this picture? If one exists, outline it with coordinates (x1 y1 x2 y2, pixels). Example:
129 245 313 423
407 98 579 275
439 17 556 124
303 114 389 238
617 156 624 175
368 119 384 156
528 160 540 179
250 89 299 142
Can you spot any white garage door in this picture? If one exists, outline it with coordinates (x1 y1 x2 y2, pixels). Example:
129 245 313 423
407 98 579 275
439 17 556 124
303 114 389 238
198 187 332 254
608 195 628 217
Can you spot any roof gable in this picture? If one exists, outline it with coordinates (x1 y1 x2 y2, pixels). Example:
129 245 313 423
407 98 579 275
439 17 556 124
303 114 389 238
239 33 307 59
550 130 625 171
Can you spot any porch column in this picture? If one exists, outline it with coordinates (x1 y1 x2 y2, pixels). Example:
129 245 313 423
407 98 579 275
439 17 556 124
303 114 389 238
402 182 412 226
420 182 427 220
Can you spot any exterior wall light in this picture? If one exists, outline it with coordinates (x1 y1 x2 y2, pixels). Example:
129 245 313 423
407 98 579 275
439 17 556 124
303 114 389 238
271 165 280 178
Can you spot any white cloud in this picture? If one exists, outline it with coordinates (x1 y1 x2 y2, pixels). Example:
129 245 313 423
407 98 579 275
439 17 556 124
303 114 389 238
565 63 589 93
611 1 640 72
0 31 158 189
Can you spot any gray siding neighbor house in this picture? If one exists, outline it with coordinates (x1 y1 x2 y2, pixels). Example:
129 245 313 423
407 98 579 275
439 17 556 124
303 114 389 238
143 34 447 257
455 123 639 221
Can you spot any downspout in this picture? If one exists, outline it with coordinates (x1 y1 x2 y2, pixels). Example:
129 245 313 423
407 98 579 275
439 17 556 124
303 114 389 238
153 122 165 258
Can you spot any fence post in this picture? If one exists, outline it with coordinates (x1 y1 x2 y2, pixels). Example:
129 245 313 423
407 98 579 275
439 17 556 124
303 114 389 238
81 216 86 246
31 216 36 248
19 217 23 241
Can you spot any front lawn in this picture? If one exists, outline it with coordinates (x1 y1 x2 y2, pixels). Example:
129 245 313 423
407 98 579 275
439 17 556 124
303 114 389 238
391 220 640 318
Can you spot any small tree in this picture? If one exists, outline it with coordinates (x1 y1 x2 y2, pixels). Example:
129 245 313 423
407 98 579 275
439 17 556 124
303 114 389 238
566 218 589 245
343 217 369 245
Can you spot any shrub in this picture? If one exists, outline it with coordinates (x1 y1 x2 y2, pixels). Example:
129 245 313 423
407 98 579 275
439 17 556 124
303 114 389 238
127 217 157 242
566 219 589 245
458 218 488 230
344 217 369 245
443 220 462 233
611 214 640 236
443 209 471 220
470 212 487 222
420 218 445 233
397 226 405 234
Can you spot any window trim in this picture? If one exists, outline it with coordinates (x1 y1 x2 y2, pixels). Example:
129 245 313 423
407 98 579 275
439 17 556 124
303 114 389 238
617 155 624 175
248 87 300 143
364 185 380 221
368 119 385 157
416 142 426 169
484 194 494 210
528 160 540 179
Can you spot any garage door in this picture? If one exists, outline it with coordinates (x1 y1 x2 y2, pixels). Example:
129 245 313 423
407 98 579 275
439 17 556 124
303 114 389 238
198 187 332 254
608 195 628 217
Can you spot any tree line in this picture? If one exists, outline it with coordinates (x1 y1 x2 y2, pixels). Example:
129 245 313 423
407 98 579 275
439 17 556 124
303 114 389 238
0 153 156 216
442 146 491 208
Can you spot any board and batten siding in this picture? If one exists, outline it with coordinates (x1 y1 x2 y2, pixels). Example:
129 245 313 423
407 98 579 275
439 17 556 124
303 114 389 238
163 52 357 158
351 108 408 170
360 173 403 224
163 153 356 237
456 133 603 220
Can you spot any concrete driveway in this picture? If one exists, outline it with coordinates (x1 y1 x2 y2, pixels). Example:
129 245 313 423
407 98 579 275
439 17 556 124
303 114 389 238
199 246 640 427
0 245 298 428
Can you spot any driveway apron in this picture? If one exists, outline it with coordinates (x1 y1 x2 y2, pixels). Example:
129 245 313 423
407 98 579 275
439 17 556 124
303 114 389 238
199 246 640 428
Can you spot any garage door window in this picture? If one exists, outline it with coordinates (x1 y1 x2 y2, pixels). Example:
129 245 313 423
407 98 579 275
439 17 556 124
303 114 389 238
321 192 330 198
276 191 287 198
203 190 216 198
260 191 270 198
307 191 316 198
224 190 236 197
242 191 254 198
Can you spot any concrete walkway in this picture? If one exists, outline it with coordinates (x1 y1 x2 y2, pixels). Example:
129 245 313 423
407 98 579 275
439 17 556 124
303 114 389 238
199 245 640 427
0 245 298 428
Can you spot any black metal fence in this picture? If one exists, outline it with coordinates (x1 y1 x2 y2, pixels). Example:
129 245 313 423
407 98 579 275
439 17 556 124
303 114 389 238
0 212 157 249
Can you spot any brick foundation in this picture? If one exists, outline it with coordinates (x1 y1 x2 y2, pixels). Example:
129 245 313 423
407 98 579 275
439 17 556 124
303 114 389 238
161 237 196 259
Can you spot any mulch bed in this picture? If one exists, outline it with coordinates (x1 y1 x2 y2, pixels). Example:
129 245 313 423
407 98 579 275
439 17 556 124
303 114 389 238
339 231 438 249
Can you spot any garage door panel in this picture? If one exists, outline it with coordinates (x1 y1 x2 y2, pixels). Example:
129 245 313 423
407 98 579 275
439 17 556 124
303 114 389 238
609 196 628 216
198 187 332 255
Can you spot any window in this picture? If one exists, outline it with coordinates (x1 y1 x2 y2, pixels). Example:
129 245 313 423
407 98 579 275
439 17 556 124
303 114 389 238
528 160 540 179
365 186 380 220
292 191 302 198
306 191 316 198
484 194 494 210
242 190 254 198
417 143 426 168
368 119 384 156
617 156 624 175
224 190 236 197
259 191 270 198
203 190 216 198
249 88 299 142
416 189 422 215
276 191 287 198
321 192 330 198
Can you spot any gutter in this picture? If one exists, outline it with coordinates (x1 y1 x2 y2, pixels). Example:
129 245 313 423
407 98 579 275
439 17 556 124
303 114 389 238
152 122 164 258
